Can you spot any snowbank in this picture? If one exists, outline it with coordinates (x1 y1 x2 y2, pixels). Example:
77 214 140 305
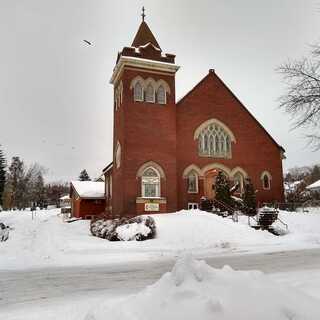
1 208 320 270
85 255 320 320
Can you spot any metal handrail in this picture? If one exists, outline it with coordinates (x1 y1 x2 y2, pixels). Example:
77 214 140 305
213 199 235 214
212 199 239 222
276 217 289 231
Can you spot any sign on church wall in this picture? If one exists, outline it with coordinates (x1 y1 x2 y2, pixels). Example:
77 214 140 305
145 203 160 212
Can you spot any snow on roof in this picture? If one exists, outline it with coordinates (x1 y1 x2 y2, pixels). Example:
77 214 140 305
307 179 320 190
60 195 70 200
71 181 105 199
284 180 303 191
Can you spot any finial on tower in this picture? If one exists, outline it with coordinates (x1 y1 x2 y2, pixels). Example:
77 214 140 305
141 6 146 22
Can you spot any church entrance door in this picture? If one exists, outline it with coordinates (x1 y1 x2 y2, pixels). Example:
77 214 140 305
204 169 219 200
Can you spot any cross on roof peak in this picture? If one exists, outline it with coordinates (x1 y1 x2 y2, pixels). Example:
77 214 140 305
141 6 146 22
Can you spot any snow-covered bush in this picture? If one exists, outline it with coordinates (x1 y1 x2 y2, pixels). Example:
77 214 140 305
90 216 156 241
0 222 9 242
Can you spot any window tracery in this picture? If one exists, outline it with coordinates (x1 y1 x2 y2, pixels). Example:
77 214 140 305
141 167 161 198
198 123 232 158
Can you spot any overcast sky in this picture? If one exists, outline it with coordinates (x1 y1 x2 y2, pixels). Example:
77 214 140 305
1 0 319 182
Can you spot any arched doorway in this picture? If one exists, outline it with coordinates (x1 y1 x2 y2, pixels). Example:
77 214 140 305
204 169 229 200
204 169 219 199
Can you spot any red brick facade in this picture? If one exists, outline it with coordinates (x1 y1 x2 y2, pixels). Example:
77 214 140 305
104 21 285 217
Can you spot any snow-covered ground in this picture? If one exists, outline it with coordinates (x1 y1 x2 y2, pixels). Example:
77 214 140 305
1 207 320 270
1 258 320 320
85 256 320 320
1 208 320 319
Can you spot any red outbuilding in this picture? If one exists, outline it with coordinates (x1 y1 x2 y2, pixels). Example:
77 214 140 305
104 17 285 217
70 181 105 219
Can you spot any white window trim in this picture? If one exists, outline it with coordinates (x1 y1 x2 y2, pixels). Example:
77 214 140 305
130 76 170 105
134 82 144 102
110 176 112 198
187 172 199 194
260 171 272 190
157 86 167 105
115 142 121 169
145 84 155 103
188 202 199 210
141 167 161 198
262 175 271 190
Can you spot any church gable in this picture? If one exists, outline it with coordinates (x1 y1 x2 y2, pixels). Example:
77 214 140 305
177 70 284 154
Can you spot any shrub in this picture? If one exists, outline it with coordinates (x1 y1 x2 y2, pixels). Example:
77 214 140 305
90 215 156 241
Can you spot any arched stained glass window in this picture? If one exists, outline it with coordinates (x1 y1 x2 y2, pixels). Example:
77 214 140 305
145 84 155 103
142 167 160 198
263 174 271 189
157 85 166 104
187 171 198 193
261 171 272 190
233 172 244 194
198 123 232 158
134 82 143 101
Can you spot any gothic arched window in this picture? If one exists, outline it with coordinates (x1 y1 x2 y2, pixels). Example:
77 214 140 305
115 142 121 169
260 171 272 190
157 85 166 104
187 171 198 193
134 82 143 102
197 122 233 158
142 167 160 198
145 84 155 103
233 172 244 194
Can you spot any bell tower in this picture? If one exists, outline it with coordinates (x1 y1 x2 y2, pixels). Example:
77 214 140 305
110 10 180 216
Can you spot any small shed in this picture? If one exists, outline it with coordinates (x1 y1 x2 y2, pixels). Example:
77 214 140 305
70 181 105 219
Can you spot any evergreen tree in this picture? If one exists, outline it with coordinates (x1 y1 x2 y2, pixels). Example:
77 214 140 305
0 146 6 206
34 173 46 207
243 178 257 216
215 171 232 207
8 157 26 209
79 169 91 181
310 165 320 184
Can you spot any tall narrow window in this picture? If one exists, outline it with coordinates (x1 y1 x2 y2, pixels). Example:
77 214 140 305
145 84 155 103
261 171 272 190
233 172 244 194
142 167 160 198
115 142 121 169
187 172 198 193
157 85 166 104
110 176 112 198
105 177 109 198
134 82 143 101
263 175 270 190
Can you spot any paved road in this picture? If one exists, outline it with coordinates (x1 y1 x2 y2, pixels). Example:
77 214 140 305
1 248 320 308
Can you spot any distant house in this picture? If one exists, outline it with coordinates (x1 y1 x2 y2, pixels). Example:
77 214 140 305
59 195 71 208
70 181 105 219
306 180 320 193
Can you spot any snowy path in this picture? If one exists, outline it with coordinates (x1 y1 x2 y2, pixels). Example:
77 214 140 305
1 248 320 309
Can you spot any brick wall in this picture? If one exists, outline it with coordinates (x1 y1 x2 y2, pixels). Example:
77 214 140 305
176 70 284 209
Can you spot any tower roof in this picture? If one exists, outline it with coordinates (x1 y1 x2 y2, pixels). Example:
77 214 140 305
131 21 161 50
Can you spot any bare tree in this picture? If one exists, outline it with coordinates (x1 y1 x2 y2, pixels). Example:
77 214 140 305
278 44 320 149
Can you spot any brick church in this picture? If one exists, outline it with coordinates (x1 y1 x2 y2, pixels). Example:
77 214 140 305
103 16 285 217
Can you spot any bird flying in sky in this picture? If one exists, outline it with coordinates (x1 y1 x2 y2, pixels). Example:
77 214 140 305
83 40 92 46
